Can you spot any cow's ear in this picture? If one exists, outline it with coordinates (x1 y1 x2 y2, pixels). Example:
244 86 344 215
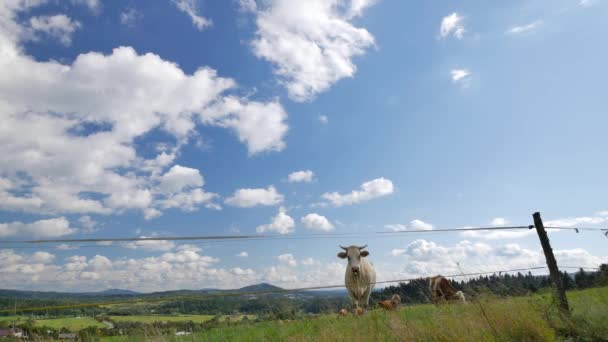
337 252 347 259
360 250 369 257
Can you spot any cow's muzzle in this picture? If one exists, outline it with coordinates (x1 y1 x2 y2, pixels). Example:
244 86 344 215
351 266 360 274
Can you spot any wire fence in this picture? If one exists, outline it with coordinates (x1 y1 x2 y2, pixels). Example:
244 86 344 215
0 225 606 246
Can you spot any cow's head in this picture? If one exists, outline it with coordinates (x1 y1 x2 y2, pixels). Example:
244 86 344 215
337 245 369 275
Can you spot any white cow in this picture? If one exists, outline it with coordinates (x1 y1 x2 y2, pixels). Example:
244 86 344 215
338 245 376 314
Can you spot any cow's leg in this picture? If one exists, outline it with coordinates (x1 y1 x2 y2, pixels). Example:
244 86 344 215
362 287 372 310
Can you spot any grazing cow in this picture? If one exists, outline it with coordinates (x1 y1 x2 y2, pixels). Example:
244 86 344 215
391 294 402 307
338 245 376 314
428 275 466 303
356 307 365 316
338 308 349 318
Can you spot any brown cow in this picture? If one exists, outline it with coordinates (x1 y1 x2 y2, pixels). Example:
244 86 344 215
429 275 466 303
338 308 349 318
378 294 402 311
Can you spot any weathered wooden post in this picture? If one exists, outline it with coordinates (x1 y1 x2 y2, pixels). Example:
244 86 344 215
532 212 570 317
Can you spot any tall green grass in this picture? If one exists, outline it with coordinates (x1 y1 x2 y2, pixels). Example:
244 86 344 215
99 287 607 341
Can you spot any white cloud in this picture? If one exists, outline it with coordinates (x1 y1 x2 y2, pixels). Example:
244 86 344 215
579 0 597 7
28 14 81 46
301 257 316 266
451 69 470 82
491 217 509 226
288 170 314 183
0 217 76 238
439 13 465 39
322 177 394 206
56 244 79 250
238 0 257 12
0 4 287 218
461 229 535 240
72 0 99 11
506 20 542 35
256 207 295 234
123 237 176 252
388 239 605 279
545 216 606 227
301 213 334 231
171 0 212 30
318 115 328 124
385 219 433 231
78 215 97 233
277 253 297 267
120 8 141 27
249 0 376 101
159 165 204 193
237 251 249 257
225 186 283 207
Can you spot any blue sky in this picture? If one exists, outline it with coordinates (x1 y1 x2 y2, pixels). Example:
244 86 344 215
0 0 607 292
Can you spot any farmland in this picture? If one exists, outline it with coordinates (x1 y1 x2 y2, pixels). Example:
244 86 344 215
99 287 608 341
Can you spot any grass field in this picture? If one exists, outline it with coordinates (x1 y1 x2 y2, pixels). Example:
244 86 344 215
109 314 255 323
101 287 608 342
0 315 106 330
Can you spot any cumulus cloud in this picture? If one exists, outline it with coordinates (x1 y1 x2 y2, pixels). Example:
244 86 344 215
249 0 376 101
0 3 287 219
171 0 212 30
322 177 393 206
301 213 334 231
0 217 76 238
318 115 329 124
288 170 314 183
439 13 465 39
237 251 249 257
27 14 81 45
389 239 605 278
506 20 542 35
123 236 176 252
278 253 297 267
256 207 295 234
451 69 470 82
225 186 283 207
491 217 509 226
385 219 433 231
159 165 204 193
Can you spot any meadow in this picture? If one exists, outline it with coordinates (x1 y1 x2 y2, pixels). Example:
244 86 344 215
108 314 255 323
100 287 608 342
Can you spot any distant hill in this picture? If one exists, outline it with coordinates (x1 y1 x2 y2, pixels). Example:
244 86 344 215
237 283 283 293
0 283 349 301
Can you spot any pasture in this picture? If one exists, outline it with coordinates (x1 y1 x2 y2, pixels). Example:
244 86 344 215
108 314 255 323
101 287 608 341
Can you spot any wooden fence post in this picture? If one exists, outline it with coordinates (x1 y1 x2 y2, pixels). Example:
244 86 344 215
532 212 570 317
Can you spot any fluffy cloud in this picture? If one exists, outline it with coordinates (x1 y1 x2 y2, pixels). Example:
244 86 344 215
506 20 542 35
385 219 433 231
388 239 605 279
288 170 314 183
237 251 249 257
278 253 297 267
0 217 76 238
171 0 212 30
491 217 509 226
27 14 81 45
301 213 334 231
322 177 393 206
545 215 607 228
318 115 329 124
225 186 283 207
123 237 176 252
0 3 287 218
159 165 204 193
249 0 376 101
451 69 470 82
439 13 465 39
256 207 295 234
